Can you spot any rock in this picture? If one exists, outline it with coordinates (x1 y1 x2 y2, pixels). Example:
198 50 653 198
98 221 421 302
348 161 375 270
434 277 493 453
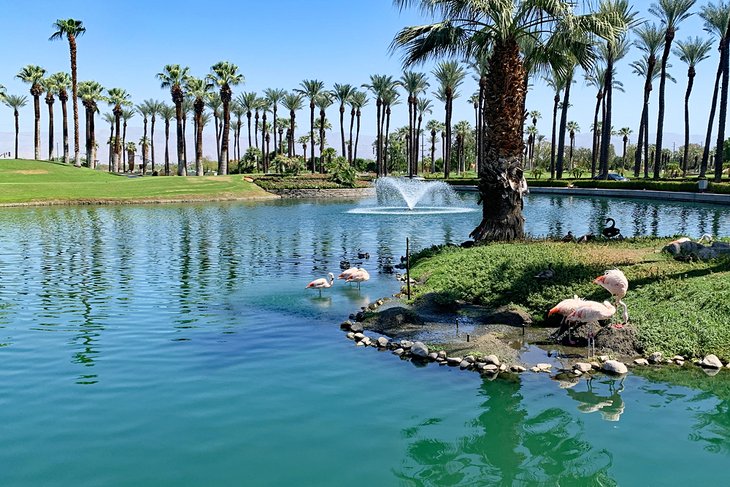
672 355 685 362
536 363 552 372
376 337 389 348
459 360 471 370
648 352 663 364
590 362 601 370
510 365 527 373
437 351 447 359
484 355 501 367
530 366 541 373
633 358 649 366
377 299 385 306
340 320 354 330
400 340 413 350
703 367 721 377
350 323 364 333
464 355 475 363
482 364 499 373
481 305 533 327
597 355 609 363
360 337 372 347
368 303 377 310
726 363 730 369
446 357 462 366
346 332 355 340
700 354 724 369
356 341 366 347
573 369 583 377
676 360 685 367
411 342 429 358
697 247 717 261
602 360 629 375
499 364 508 372
427 352 439 361
574 362 593 373
393 348 405 356
353 333 365 342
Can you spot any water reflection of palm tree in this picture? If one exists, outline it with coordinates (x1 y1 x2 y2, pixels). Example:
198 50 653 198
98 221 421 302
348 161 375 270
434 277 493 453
566 376 626 422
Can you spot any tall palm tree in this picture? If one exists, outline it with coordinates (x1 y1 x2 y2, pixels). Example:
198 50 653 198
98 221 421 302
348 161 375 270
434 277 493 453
296 80 326 173
349 91 369 163
584 66 605 177
264 88 286 155
400 71 429 176
259 98 272 172
617 127 632 170
632 24 666 177
651 0 697 179
136 102 151 173
315 93 333 173
17 65 46 160
567 121 580 171
48 73 72 163
141 100 162 174
362 75 395 175
102 112 115 168
394 0 622 240
432 61 466 179
78 81 104 168
106 88 132 173
544 73 565 179
207 93 223 165
208 62 243 175
700 1 730 180
4 95 28 159
230 100 245 161
157 64 191 176
121 108 135 172
158 103 176 175
426 119 442 172
186 77 212 176
298 135 310 163
42 76 57 161
237 92 258 154
469 50 490 174
381 88 400 175
50 19 85 166
330 83 358 160
282 92 304 158
416 97 433 172
674 36 713 176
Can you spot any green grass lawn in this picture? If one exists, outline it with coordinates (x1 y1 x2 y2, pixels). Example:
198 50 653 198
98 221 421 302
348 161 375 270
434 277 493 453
409 239 730 361
0 159 273 204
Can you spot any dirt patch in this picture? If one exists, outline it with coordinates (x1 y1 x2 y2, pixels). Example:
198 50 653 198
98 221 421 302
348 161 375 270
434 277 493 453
12 169 49 175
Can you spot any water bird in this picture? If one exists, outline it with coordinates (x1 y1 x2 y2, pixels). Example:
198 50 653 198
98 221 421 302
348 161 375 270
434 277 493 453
602 218 621 239
345 268 370 289
357 250 370 259
306 273 335 297
339 260 351 270
594 269 629 325
338 267 360 281
535 265 555 280
561 231 574 243
549 295 586 343
577 233 595 243
566 300 617 357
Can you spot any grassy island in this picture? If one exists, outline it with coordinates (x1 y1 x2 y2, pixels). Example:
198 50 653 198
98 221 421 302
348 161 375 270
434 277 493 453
408 239 730 361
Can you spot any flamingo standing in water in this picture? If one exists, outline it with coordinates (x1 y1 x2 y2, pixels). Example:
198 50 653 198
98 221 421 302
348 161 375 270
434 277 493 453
346 268 370 289
566 300 617 357
337 267 360 281
306 273 335 297
549 295 586 343
594 269 629 325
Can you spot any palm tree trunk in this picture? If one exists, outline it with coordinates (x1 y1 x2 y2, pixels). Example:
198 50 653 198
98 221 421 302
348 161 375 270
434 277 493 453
69 35 81 167
478 76 486 174
408 96 414 177
33 94 41 160
61 98 69 164
46 95 55 161
90 107 96 168
444 96 452 179
150 114 156 174
375 99 382 176
550 94 558 178
470 38 527 242
339 103 346 159
384 105 392 176
114 112 121 173
309 103 315 173
644 115 650 178
273 106 278 154
682 67 696 177
319 109 325 174
175 100 187 176
430 131 436 173
164 119 170 176
556 72 572 179
355 109 362 163
416 114 424 175
142 118 149 175
13 109 19 159
195 108 204 176
569 134 575 171
108 122 113 170
591 90 602 178
654 30 675 179
220 95 231 176
701 50 724 178
714 34 730 182
348 107 355 164
289 110 295 158
122 120 128 172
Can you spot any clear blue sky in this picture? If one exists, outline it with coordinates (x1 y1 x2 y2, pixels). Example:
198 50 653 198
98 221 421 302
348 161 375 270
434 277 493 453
0 0 721 159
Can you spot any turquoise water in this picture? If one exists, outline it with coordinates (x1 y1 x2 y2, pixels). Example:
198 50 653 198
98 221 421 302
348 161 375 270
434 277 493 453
1 195 729 486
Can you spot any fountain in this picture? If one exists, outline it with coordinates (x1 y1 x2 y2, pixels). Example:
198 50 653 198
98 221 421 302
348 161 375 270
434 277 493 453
348 177 477 215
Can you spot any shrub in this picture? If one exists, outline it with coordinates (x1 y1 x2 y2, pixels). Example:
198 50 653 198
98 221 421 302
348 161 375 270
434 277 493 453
326 156 357 187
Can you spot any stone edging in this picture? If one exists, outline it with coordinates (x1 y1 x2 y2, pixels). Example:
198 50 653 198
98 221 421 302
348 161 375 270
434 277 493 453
270 187 375 199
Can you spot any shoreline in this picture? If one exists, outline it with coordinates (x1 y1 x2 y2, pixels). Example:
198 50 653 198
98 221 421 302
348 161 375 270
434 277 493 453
0 193 281 208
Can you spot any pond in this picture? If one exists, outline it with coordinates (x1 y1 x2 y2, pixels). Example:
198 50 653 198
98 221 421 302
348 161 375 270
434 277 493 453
1 194 729 485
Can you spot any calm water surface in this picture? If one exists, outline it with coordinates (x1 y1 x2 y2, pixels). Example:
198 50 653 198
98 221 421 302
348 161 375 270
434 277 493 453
1 194 729 486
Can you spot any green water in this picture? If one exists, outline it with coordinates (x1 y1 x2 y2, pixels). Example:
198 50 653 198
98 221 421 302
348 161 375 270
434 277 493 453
1 196 729 486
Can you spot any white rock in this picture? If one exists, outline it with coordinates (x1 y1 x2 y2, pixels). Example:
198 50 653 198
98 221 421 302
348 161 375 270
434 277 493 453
356 341 366 347
590 362 601 370
393 348 405 356
633 358 649 366
353 333 365 342
598 355 610 363
484 355 501 366
700 354 723 369
427 352 439 361
676 360 685 367
464 355 475 363
602 360 629 375
446 357 462 366
499 363 508 372
459 360 471 370
648 352 663 364
376 337 389 348
530 366 541 373
411 342 429 358
574 362 593 373
361 337 372 346
672 355 685 362
437 350 447 359
346 332 355 340
511 365 527 373
482 364 499 373
536 363 552 372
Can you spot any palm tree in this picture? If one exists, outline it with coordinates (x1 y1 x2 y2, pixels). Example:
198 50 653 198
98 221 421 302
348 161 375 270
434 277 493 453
186 77 212 176
567 121 580 171
416 97 433 172
207 62 243 175
50 19 85 166
632 24 666 178
4 95 28 159
102 112 115 168
106 88 132 173
42 76 57 161
349 91 369 163
584 66 605 177
330 83 358 160
432 61 466 179
315 93 333 173
527 110 541 168
617 127 632 170
394 0 623 240
381 88 401 175
121 108 135 172
230 100 245 162
544 73 565 179
400 71 430 176
48 73 72 163
264 88 286 155
651 0 697 179
296 80 326 173
157 64 191 175
674 37 713 176
426 119 443 173
362 75 396 175
78 81 104 168
700 1 730 180
158 103 176 175
17 65 46 160
298 135 310 163
141 100 162 174
282 92 304 158
236 92 257 154
135 103 151 173
469 50 490 174
259 98 272 172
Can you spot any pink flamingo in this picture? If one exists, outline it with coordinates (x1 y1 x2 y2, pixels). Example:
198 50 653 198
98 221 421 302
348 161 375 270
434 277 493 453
306 272 335 297
337 267 360 281
549 295 585 343
345 268 370 289
594 269 629 325
566 300 617 357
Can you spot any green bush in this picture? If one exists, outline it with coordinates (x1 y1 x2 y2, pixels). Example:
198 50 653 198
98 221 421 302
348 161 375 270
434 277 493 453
326 156 357 187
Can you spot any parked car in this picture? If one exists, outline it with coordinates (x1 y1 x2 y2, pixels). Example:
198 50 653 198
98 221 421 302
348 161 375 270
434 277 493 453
593 173 630 181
